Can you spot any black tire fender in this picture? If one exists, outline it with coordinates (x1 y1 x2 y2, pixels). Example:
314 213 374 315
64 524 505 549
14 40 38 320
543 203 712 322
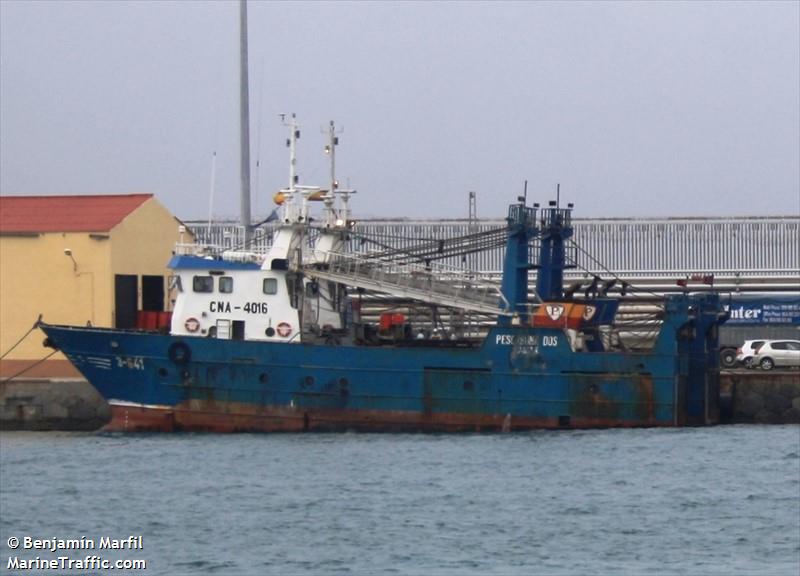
168 341 191 365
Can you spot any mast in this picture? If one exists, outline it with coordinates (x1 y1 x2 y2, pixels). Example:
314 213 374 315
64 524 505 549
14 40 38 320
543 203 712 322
326 121 338 197
323 120 341 227
239 0 252 247
277 113 302 223
322 121 355 224
285 113 299 193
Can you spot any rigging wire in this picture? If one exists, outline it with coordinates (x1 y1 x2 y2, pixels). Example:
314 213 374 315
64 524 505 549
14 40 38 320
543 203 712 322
351 225 506 246
567 238 666 302
566 238 667 347
349 226 508 265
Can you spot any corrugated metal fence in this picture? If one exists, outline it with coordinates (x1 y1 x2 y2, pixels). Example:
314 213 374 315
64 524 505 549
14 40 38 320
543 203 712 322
187 216 800 276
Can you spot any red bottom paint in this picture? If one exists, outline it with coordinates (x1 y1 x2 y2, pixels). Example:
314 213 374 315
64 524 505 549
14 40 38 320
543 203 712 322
106 401 671 433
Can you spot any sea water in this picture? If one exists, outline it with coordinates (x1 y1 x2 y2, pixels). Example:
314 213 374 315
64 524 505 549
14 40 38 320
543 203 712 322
1 426 798 575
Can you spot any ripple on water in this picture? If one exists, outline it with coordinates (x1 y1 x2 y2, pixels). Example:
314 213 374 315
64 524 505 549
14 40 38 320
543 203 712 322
1 426 799 575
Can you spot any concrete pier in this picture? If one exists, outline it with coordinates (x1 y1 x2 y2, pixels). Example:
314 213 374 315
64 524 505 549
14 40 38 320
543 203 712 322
0 378 110 431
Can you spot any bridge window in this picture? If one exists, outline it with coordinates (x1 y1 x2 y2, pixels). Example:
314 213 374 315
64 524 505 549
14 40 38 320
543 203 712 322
192 275 213 293
219 276 233 293
263 278 278 295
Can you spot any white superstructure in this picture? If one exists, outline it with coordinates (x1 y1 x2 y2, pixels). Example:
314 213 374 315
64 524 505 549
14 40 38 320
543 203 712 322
169 116 354 343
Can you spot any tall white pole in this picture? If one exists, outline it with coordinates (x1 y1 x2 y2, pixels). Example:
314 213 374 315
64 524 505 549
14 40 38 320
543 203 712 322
239 0 252 247
207 151 217 236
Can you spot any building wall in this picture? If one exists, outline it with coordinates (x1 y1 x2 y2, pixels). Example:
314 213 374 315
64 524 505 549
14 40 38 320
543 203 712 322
0 197 190 378
0 231 112 376
109 197 188 317
110 198 183 286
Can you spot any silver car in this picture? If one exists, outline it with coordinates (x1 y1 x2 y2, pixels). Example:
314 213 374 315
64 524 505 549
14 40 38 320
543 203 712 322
752 340 800 370
735 339 767 368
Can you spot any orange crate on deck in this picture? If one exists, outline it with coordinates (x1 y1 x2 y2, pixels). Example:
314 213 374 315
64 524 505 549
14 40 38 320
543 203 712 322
531 303 586 330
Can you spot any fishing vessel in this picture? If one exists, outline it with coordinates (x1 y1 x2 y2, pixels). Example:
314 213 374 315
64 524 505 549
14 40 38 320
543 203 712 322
38 116 729 432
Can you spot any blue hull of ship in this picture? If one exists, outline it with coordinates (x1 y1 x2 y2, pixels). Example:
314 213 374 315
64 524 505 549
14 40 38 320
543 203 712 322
40 297 722 432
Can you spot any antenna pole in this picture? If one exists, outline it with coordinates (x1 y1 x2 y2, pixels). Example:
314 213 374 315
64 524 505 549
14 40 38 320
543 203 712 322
468 191 477 229
322 120 345 225
325 121 337 226
207 151 217 236
285 113 299 191
328 121 337 195
278 113 301 222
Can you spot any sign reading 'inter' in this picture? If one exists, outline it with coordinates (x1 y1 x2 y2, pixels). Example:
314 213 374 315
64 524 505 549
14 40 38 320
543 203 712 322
725 297 800 325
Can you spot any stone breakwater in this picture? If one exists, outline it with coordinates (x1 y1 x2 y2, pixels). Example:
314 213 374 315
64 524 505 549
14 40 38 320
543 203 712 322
720 372 800 424
0 375 797 430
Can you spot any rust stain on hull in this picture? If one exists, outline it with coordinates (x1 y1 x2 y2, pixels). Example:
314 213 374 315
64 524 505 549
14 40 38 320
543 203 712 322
569 373 657 426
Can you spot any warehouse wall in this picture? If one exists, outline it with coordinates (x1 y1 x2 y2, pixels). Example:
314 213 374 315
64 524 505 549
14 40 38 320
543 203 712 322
0 197 190 378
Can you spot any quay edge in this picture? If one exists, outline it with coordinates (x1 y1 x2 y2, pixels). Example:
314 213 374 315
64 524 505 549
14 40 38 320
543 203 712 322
0 378 110 431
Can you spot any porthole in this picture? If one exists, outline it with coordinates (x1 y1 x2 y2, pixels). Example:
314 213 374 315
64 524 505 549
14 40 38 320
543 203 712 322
259 373 269 384
265 327 275 337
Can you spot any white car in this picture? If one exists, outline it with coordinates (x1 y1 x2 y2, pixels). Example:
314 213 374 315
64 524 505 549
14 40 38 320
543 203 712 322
735 340 767 368
752 340 800 371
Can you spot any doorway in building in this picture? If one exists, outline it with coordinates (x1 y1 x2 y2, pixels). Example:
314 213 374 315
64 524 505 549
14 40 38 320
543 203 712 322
142 275 164 311
114 275 137 329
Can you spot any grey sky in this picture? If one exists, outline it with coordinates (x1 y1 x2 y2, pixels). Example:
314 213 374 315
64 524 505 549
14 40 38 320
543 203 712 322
1 0 798 221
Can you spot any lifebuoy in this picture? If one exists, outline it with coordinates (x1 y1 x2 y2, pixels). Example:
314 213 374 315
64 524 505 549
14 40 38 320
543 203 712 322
184 317 200 333
168 341 191 365
277 322 292 337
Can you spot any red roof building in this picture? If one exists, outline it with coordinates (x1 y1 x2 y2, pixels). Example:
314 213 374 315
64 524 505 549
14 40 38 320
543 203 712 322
0 194 153 233
1 193 189 378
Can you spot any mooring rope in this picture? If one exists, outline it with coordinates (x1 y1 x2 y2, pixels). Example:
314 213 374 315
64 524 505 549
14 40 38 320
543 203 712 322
0 315 43 360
